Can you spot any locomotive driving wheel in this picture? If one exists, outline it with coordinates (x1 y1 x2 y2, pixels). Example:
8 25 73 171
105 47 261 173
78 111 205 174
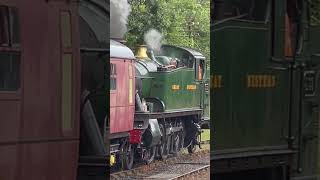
121 140 134 170
179 130 185 150
187 134 200 154
158 124 169 159
145 146 156 164
172 133 180 156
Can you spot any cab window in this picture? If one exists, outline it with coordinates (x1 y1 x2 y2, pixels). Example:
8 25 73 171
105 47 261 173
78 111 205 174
213 0 269 22
195 59 205 81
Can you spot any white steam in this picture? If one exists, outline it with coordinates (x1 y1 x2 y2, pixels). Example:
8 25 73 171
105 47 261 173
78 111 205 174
144 29 163 51
110 0 131 39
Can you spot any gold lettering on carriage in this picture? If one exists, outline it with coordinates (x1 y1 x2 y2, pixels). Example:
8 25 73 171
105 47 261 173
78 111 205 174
247 74 276 88
211 75 222 89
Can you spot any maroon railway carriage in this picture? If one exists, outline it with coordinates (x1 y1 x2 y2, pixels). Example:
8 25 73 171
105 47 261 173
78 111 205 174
0 0 108 180
109 39 136 169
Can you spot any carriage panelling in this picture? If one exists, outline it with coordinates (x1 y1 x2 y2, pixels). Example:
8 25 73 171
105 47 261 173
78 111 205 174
110 58 135 134
0 0 80 179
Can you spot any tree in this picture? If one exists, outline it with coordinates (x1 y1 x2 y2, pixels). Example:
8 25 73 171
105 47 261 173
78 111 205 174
126 0 210 62
309 0 320 25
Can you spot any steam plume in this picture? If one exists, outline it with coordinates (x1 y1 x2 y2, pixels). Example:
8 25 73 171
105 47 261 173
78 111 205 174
144 29 163 51
110 0 131 39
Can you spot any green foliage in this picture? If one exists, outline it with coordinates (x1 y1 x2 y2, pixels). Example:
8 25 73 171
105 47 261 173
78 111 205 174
126 0 210 62
309 0 320 25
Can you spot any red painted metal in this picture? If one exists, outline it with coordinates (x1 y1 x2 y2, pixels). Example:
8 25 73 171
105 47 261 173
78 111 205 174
110 58 135 135
129 129 143 144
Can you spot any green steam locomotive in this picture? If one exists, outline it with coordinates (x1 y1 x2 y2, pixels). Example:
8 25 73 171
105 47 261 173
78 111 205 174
109 41 210 170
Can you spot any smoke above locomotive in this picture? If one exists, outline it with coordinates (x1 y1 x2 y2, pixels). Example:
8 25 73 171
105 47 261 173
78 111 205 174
110 0 131 39
110 0 163 52
144 29 163 52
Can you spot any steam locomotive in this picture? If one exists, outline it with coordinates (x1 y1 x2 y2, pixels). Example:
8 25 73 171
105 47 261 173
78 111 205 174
109 39 210 169
212 0 320 179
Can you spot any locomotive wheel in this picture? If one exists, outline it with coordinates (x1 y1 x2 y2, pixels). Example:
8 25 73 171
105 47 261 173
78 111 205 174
180 131 185 149
121 141 134 170
166 134 171 154
172 133 180 156
145 146 156 164
188 134 200 154
187 142 197 154
158 124 169 160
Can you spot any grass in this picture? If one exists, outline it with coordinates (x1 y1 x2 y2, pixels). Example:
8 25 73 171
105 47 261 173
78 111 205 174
201 129 210 142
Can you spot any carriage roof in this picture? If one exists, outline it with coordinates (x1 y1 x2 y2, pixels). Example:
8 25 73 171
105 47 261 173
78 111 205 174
110 40 135 60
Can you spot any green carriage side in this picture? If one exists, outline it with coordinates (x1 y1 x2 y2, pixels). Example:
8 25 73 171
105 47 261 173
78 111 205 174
212 0 320 179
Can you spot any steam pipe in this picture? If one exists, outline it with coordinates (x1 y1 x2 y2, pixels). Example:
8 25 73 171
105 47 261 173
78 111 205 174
147 49 162 66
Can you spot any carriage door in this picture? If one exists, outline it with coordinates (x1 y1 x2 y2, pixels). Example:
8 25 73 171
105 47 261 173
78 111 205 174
295 0 320 176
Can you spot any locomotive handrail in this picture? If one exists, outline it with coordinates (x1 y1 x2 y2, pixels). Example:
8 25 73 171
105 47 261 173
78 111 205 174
311 53 320 57
212 14 249 26
135 76 154 79
212 14 268 27
270 57 295 65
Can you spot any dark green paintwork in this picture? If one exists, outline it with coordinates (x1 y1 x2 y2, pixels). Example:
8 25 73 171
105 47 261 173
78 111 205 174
139 66 203 111
137 46 208 112
212 0 320 178
203 68 210 120
212 20 289 149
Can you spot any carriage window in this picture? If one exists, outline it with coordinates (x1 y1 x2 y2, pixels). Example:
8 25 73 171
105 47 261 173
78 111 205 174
0 6 9 46
10 7 20 45
110 63 117 90
0 6 20 91
213 0 268 22
0 53 20 90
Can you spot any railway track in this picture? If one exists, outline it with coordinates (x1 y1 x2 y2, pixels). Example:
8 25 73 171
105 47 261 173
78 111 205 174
110 144 210 179
167 164 210 180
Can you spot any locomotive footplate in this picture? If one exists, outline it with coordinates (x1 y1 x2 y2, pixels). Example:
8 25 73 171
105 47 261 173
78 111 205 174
134 108 202 129
211 147 295 174
135 108 202 120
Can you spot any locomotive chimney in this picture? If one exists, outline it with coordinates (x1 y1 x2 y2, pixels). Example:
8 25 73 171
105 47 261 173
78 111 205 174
135 45 151 60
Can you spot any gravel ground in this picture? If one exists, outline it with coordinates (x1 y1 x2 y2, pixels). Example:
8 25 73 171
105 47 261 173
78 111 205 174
111 144 210 180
